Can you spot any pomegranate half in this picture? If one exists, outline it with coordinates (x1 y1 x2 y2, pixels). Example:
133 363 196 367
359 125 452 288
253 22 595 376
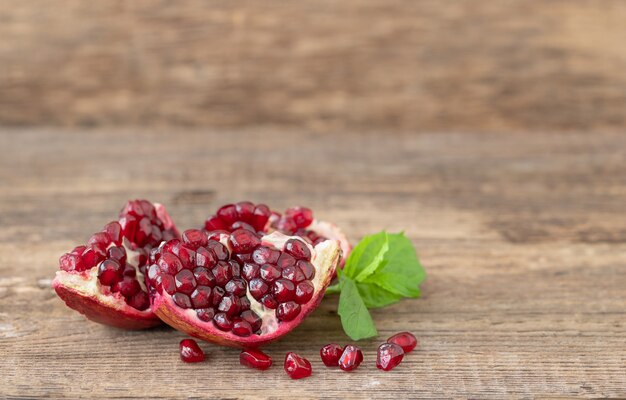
52 200 179 329
148 228 341 347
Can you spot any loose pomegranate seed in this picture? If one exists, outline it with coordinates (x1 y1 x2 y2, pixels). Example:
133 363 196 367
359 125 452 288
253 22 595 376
320 343 343 367
387 331 418 353
338 345 363 371
179 339 205 363
376 343 405 371
240 349 272 370
284 352 312 379
285 207 314 228
98 259 123 285
284 239 311 260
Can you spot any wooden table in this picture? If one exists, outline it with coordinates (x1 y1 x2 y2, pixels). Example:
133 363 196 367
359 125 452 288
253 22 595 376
1 129 624 399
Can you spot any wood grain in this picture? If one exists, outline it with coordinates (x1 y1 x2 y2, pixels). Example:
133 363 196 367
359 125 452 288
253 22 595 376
1 1 626 132
0 129 625 399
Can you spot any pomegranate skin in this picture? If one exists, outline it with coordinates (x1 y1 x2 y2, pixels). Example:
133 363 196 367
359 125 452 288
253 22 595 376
53 277 161 329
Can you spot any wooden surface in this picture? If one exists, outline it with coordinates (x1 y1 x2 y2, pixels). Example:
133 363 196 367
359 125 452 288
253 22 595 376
1 0 626 132
0 128 624 399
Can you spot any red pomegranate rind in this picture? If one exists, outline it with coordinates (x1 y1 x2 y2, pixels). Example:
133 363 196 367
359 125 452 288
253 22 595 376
151 231 341 348
53 275 160 329
52 200 178 330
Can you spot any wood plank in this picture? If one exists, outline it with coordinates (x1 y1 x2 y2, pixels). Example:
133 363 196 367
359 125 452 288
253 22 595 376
0 129 625 398
1 1 626 131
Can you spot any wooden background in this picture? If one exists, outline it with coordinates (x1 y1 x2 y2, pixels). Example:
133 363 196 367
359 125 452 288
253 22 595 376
1 1 626 399
1 0 626 132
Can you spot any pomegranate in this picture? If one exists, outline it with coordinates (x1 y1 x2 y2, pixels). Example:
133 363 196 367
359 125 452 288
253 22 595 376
320 343 343 367
204 202 351 266
338 345 363 371
149 228 341 347
240 349 273 370
52 200 179 329
180 339 205 363
387 331 418 353
376 343 404 371
284 352 312 379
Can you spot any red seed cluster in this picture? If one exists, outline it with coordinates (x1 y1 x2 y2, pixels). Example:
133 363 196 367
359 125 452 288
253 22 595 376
204 201 271 233
273 206 327 246
149 228 317 336
119 199 178 257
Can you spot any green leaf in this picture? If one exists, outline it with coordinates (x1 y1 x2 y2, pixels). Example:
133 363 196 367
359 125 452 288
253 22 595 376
325 284 340 295
337 276 378 340
362 233 425 298
356 282 403 309
343 231 389 282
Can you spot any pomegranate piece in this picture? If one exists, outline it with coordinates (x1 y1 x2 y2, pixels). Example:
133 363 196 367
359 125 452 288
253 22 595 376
387 331 418 353
52 199 179 330
376 343 405 371
240 349 273 370
320 343 343 367
284 352 312 379
180 339 205 363
149 230 341 348
338 345 363 371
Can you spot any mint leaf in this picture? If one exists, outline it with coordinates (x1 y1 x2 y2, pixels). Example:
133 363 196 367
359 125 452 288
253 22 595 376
362 233 425 298
337 276 378 340
343 231 389 282
356 282 403 309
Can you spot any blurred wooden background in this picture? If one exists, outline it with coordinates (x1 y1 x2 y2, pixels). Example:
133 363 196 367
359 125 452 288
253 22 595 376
1 0 626 131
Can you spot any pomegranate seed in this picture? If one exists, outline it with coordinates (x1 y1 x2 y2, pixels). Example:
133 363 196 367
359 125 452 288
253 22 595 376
239 296 251 311
211 286 225 306
177 245 196 268
217 204 238 225
172 293 192 309
233 253 252 266
119 214 138 240
387 331 418 353
71 245 86 255
235 201 255 222
225 278 247 296
213 312 233 330
248 278 269 300
376 343 405 371
217 294 240 316
207 241 229 261
174 269 197 294
275 217 297 234
276 253 296 269
127 291 150 310
294 281 314 304
162 239 182 255
320 343 343 367
281 265 305 282
107 246 127 265
212 261 233 286
159 274 177 295
338 345 363 371
228 260 241 277
205 215 226 231
232 320 253 337
196 307 215 322
196 247 217 268
182 229 208 249
261 295 278 309
242 263 260 280
103 221 123 245
113 277 141 297
284 239 311 260
158 253 183 275
272 279 296 302
88 232 111 248
276 301 301 321
252 204 271 230
59 253 85 272
300 264 317 281
180 339 205 363
97 259 123 285
284 352 312 379
252 246 280 265
229 229 261 254
240 349 272 370
190 286 212 308
122 265 136 277
285 207 313 228
81 247 103 268
231 221 256 232
193 267 215 287
259 264 281 282
240 310 262 332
